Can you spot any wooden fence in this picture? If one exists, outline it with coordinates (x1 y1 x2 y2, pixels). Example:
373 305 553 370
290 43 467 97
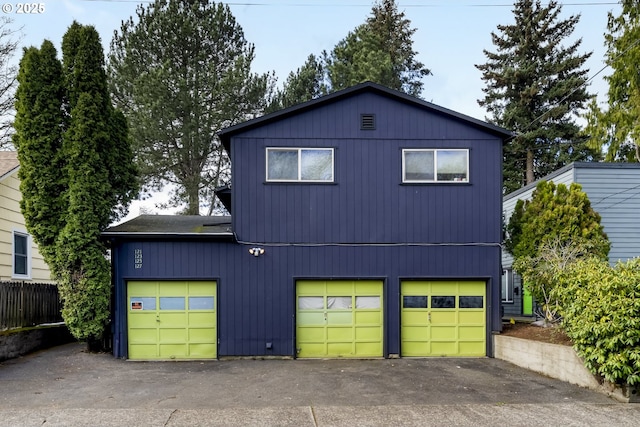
0 281 62 330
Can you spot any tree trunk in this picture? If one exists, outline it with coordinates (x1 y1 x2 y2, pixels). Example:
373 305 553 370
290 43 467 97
186 184 200 215
526 149 535 184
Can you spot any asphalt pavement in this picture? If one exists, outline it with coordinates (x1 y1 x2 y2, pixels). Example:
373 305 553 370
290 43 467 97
1 342 639 426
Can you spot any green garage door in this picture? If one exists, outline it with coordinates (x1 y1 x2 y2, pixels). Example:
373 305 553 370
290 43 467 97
401 280 485 357
296 280 383 358
127 281 217 360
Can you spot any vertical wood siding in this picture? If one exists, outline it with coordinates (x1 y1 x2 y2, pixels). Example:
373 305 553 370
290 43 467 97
111 91 504 358
232 92 503 246
112 240 501 358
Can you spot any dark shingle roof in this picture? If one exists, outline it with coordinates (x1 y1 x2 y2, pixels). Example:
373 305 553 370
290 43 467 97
102 215 233 239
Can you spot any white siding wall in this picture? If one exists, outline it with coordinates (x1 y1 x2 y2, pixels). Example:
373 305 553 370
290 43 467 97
0 171 53 283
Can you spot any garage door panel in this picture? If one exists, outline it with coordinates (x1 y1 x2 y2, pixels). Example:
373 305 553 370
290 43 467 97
189 343 216 358
401 312 428 326
355 311 381 324
459 311 484 323
160 344 187 358
298 312 324 326
355 342 381 356
355 326 381 340
161 313 187 326
327 342 353 355
431 326 456 339
189 328 216 342
127 281 216 360
355 281 381 293
296 280 383 358
327 327 353 341
459 326 484 339
459 342 484 355
431 342 457 355
431 312 456 323
188 312 215 327
327 312 352 325
401 281 486 357
298 343 325 358
129 329 156 343
129 344 157 359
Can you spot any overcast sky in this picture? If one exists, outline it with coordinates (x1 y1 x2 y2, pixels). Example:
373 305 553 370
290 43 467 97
7 0 622 217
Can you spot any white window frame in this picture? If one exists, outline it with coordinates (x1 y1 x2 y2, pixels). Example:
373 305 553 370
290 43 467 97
266 147 334 182
402 148 469 183
12 230 31 280
501 269 513 303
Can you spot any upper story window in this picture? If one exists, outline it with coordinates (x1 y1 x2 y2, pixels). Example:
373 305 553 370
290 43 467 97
402 149 469 183
13 231 30 279
266 148 334 182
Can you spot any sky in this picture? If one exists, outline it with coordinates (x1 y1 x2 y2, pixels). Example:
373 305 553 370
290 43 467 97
6 0 622 217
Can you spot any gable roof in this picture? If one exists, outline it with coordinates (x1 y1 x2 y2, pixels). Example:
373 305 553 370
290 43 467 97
218 81 513 151
0 151 19 182
102 215 234 240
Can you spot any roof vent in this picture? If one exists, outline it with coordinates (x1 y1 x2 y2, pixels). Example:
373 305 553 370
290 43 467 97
360 114 376 130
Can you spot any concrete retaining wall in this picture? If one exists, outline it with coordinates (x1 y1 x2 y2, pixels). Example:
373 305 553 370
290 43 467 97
0 324 74 362
494 334 638 403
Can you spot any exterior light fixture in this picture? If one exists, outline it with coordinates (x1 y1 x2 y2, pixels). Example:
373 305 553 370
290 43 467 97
249 247 265 257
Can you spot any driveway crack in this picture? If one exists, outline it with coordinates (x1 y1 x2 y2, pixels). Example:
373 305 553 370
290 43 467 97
164 409 178 427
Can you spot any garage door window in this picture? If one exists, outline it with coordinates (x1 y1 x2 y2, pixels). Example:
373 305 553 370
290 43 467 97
431 296 455 308
459 296 483 308
327 296 352 309
130 297 156 310
403 296 427 308
160 297 185 310
189 297 215 310
356 296 380 309
298 296 324 310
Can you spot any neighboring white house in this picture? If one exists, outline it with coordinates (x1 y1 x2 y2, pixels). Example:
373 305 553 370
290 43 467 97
502 162 640 318
0 151 53 283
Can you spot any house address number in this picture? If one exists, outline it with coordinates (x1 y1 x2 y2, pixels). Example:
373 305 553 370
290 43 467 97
134 249 143 269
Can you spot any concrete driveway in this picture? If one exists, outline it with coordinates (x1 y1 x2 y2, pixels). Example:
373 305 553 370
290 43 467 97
0 342 639 426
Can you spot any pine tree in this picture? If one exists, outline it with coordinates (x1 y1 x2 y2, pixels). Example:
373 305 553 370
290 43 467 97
108 0 272 215
324 0 429 96
266 54 325 113
584 0 640 162
476 0 598 194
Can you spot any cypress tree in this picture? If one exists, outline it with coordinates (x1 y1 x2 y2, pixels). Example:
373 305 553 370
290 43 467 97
13 41 66 266
13 22 137 345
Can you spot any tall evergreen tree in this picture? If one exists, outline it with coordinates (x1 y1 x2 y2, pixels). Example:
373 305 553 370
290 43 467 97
13 41 66 266
108 0 273 215
584 0 640 162
476 0 598 194
266 54 325 113
13 23 137 344
324 0 430 96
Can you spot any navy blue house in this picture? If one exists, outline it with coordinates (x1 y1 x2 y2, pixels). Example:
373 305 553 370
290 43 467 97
104 82 512 360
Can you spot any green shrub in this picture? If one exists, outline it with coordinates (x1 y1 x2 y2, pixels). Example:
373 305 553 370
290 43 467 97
558 257 640 385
